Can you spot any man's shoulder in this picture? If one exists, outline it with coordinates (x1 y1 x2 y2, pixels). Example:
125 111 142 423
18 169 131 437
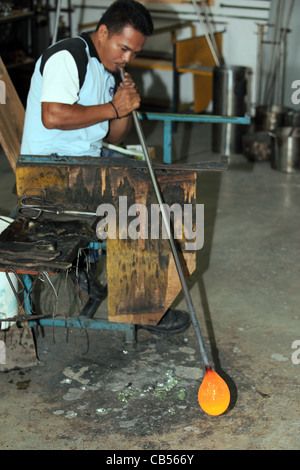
40 37 88 88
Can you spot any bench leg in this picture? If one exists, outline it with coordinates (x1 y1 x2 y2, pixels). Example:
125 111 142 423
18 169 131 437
163 120 172 164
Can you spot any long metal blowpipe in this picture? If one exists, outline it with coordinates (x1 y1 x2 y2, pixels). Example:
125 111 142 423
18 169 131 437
119 69 210 369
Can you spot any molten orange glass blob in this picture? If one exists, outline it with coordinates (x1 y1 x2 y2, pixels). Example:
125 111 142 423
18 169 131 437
198 368 230 416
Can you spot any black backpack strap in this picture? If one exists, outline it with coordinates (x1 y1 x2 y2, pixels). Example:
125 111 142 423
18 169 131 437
40 37 88 89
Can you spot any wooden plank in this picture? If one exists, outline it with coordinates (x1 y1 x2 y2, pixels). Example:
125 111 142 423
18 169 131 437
193 75 213 113
177 64 213 76
0 57 25 173
105 169 197 325
130 61 213 75
129 57 173 71
176 32 223 68
0 10 34 24
176 32 223 113
139 0 214 4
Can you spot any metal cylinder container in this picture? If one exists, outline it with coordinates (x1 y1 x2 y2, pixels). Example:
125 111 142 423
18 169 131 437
242 131 273 162
212 65 251 154
255 105 292 132
284 111 300 128
271 127 300 173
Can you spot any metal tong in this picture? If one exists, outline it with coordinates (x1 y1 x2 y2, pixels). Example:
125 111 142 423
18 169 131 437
18 190 96 219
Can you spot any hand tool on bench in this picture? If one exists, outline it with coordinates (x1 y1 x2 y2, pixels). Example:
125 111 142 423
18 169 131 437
120 68 230 415
18 193 97 219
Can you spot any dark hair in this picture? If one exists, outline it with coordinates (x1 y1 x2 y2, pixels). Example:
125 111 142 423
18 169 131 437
96 0 153 37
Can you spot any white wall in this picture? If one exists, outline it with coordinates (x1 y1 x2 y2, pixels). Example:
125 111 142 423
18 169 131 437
54 0 298 113
266 0 300 111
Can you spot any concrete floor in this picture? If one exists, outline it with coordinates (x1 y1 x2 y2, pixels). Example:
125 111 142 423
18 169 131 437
0 121 299 450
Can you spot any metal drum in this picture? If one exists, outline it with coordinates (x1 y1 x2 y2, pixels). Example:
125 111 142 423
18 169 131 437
284 110 300 128
255 105 292 132
242 131 273 162
212 65 251 154
271 127 300 173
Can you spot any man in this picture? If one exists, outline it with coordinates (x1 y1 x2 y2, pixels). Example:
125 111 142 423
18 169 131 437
21 0 153 156
21 0 190 335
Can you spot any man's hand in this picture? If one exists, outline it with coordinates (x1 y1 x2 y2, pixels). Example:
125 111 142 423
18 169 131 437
41 71 138 145
111 72 140 118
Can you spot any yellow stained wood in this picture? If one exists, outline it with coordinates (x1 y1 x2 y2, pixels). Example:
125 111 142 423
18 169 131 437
129 57 173 71
107 238 169 325
108 249 196 325
193 75 213 113
128 31 222 113
177 64 213 76
106 169 197 324
176 32 223 68
16 156 197 325
0 57 25 173
16 165 68 198
176 32 223 112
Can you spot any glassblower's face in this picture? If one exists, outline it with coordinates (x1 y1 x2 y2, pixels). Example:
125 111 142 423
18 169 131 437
97 25 146 73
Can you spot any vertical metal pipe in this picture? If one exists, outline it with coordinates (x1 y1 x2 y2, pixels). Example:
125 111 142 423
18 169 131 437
256 23 265 106
191 0 220 67
263 0 283 105
163 120 172 164
52 0 62 44
277 29 287 106
200 0 222 66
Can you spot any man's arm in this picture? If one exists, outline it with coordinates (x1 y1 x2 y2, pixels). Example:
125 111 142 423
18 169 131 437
42 72 140 144
104 114 133 145
42 101 116 130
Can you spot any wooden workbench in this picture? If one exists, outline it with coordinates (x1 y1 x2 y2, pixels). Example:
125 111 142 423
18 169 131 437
15 155 197 326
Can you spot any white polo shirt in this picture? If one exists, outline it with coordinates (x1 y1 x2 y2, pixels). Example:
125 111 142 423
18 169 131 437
21 34 116 157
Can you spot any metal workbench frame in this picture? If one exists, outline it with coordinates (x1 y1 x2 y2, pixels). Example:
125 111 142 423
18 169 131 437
139 112 251 164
